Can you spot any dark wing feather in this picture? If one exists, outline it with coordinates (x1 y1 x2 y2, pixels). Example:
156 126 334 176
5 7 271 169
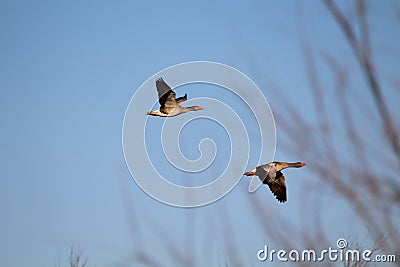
266 171 287 203
175 94 187 104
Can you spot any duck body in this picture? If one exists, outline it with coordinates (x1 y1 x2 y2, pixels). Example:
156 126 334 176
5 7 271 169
147 106 203 117
244 161 306 203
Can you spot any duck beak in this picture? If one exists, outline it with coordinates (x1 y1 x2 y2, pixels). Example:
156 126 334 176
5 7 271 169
298 162 306 167
244 171 255 176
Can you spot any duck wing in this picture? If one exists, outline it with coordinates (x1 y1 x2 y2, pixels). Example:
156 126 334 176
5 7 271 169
255 163 277 184
156 78 179 114
266 171 287 203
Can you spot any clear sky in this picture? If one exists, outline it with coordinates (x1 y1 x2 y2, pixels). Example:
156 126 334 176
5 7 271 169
1 1 399 266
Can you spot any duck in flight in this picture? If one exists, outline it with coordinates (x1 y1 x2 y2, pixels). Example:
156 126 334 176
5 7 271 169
244 161 306 203
147 78 204 117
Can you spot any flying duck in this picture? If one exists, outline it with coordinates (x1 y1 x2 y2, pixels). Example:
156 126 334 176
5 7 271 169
244 161 306 203
146 78 203 117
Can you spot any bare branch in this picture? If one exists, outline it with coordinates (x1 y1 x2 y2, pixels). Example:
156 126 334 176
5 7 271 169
324 0 400 164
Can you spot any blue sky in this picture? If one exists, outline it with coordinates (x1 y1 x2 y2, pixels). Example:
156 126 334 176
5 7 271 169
1 1 399 266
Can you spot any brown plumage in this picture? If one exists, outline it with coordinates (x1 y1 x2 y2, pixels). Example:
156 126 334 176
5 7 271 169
244 161 306 203
146 78 203 117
